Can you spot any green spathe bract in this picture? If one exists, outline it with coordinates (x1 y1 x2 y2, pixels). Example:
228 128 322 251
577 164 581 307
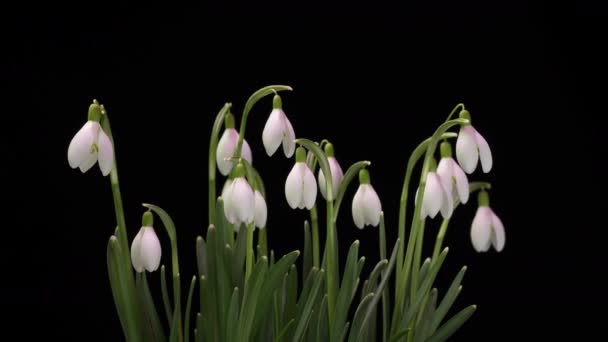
70 87 504 342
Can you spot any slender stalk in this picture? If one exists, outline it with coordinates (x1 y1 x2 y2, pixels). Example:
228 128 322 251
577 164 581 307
245 223 255 283
258 226 268 257
410 220 426 301
325 198 338 324
208 103 232 226
310 205 320 268
432 219 450 264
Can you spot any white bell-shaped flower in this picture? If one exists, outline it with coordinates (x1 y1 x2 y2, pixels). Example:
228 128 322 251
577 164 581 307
131 212 162 273
470 190 505 252
318 143 344 200
254 190 267 229
67 103 114 176
216 113 253 176
420 159 453 219
222 163 255 225
455 110 492 174
285 147 317 209
262 95 296 158
351 169 382 229
437 142 470 204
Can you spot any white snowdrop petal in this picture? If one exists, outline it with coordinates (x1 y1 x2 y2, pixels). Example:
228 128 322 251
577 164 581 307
285 163 304 209
475 130 493 173
351 187 365 229
491 211 506 252
233 178 255 224
471 207 492 252
436 158 453 194
439 177 454 219
222 184 238 224
423 174 443 219
282 114 296 158
456 126 479 174
130 228 144 273
141 227 162 272
216 129 238 176
97 129 114 176
451 159 470 204
302 166 318 210
242 138 253 165
362 184 382 227
329 157 344 196
318 169 328 200
68 121 98 169
262 109 285 156
254 191 267 228
78 152 98 173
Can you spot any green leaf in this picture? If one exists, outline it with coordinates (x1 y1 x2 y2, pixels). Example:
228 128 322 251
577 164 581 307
426 305 476 342
194 313 203 342
277 319 296 342
184 276 197 342
414 288 437 342
362 260 388 297
387 329 410 342
333 161 372 222
430 266 467 334
303 221 312 281
107 236 128 336
232 225 248 290
225 287 240 342
196 236 207 277
340 322 351 342
204 226 220 340
292 269 325 342
199 277 215 342
333 241 362 341
137 272 167 342
236 257 268 341
348 293 375 342
316 295 329 342
417 258 432 290
160 265 173 326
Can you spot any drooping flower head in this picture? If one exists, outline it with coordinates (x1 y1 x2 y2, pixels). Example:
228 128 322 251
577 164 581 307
131 211 162 273
216 112 253 176
352 169 382 229
455 110 492 174
222 162 255 225
67 101 114 176
420 157 453 219
285 146 317 209
262 94 296 158
437 141 470 204
470 190 505 252
318 142 344 200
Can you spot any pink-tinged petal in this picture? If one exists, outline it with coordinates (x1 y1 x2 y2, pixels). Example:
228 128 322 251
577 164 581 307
285 163 305 209
439 175 454 219
282 114 296 158
436 158 454 197
490 211 505 252
254 191 267 228
302 165 317 209
351 186 365 229
68 121 98 169
233 178 255 224
221 179 233 198
242 138 253 165
130 228 145 273
451 159 470 204
216 129 239 175
329 157 344 196
140 227 162 272
78 152 98 173
318 169 328 200
470 207 492 252
456 126 479 174
97 129 114 176
262 109 285 156
422 173 443 219
222 183 238 224
475 129 493 173
362 184 382 227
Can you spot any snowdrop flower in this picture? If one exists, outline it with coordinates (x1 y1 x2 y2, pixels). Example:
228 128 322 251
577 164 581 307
437 141 470 204
67 102 114 176
351 169 382 229
455 110 492 174
222 162 255 225
285 147 317 209
318 143 344 200
254 190 267 229
470 190 505 252
216 112 253 176
420 158 453 219
131 211 162 273
262 95 296 158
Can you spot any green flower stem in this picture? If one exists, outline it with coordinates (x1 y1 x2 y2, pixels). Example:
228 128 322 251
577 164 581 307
310 205 320 268
100 110 142 342
245 223 255 283
233 85 293 159
258 227 268 257
208 103 232 226
444 103 465 121
410 219 426 301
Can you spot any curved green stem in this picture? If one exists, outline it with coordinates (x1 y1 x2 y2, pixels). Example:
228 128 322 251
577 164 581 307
310 205 320 268
208 103 232 226
445 103 465 121
245 223 255 283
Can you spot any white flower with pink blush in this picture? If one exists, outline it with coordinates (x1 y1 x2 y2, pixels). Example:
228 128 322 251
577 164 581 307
470 190 505 252
455 110 492 174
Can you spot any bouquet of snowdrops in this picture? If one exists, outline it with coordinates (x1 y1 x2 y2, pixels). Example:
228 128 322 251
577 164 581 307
66 85 505 342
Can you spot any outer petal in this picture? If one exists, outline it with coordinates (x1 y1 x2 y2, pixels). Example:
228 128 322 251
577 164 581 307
233 178 255 224
282 114 296 158
475 129 493 173
78 152 98 173
329 157 344 196
302 165 318 209
222 183 238 224
216 129 238 175
97 129 114 176
456 126 479 174
254 191 267 228
451 159 470 204
68 121 98 169
438 174 454 219
490 211 506 252
318 169 328 200
422 173 443 219
351 186 365 229
130 228 145 273
470 207 492 252
436 158 454 197
242 138 253 165
285 163 304 209
362 184 382 227
221 179 233 198
262 109 285 156
140 227 162 272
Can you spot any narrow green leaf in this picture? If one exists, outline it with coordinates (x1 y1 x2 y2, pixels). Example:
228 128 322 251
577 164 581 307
414 288 437 342
362 260 387 297
348 293 375 342
333 241 362 341
292 269 325 342
236 257 268 342
232 225 248 290
160 265 173 327
303 221 312 281
316 295 329 342
286 265 299 323
225 287 240 342
430 266 467 334
199 276 215 342
340 322 351 342
417 258 431 290
277 319 296 342
194 313 203 342
196 236 207 277
137 272 167 342
379 213 390 342
387 329 410 342
426 305 476 342
333 161 372 222
107 236 128 336
184 276 197 342
205 226 220 340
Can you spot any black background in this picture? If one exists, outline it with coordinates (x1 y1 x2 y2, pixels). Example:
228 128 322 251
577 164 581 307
4 1 606 340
